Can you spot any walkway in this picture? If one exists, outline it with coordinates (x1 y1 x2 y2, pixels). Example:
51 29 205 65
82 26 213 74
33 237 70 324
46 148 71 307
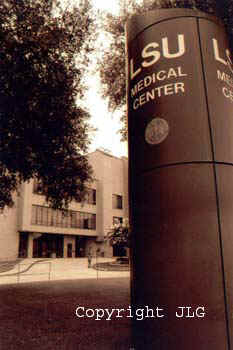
0 259 23 273
0 258 130 285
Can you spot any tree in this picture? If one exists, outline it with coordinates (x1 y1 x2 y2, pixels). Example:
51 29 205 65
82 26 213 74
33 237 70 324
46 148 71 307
98 0 233 141
106 218 131 250
0 0 95 210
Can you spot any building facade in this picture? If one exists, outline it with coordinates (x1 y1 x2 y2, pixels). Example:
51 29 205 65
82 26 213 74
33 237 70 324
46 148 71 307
0 149 128 260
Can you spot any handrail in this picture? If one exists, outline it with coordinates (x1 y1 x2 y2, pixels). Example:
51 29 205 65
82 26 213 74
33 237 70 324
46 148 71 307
17 262 51 283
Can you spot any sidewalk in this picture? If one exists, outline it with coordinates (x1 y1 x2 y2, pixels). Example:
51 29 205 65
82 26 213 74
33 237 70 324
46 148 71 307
0 258 130 285
0 259 23 273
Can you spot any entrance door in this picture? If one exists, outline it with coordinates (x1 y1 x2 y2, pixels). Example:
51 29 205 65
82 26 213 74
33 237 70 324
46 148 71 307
75 236 86 257
18 233 28 258
67 243 72 258
33 234 64 258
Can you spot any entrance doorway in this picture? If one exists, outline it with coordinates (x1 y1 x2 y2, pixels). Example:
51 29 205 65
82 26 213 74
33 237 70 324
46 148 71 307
67 243 72 258
75 236 87 257
18 232 28 258
33 234 64 258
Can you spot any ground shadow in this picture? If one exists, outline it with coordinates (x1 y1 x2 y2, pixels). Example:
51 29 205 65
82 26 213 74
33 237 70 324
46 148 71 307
0 277 131 350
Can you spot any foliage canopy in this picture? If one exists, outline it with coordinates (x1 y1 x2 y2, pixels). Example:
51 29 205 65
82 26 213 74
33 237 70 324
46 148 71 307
0 0 95 210
106 218 130 248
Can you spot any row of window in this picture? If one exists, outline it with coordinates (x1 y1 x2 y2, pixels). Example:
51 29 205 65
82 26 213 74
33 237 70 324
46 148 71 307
33 180 123 209
33 180 96 205
31 205 96 230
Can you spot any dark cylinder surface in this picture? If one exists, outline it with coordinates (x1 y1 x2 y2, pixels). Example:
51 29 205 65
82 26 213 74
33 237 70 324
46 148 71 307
126 9 233 349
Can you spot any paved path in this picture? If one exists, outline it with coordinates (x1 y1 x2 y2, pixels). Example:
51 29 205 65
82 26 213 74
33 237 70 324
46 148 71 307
0 259 23 273
0 258 130 285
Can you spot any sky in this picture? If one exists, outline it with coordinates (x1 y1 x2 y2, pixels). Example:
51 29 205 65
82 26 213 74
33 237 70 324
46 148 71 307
85 1 128 158
92 0 120 14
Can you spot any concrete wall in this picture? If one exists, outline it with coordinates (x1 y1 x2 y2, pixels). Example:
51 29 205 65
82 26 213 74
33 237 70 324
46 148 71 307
88 150 128 257
88 150 128 232
0 194 19 261
0 150 128 260
19 181 97 237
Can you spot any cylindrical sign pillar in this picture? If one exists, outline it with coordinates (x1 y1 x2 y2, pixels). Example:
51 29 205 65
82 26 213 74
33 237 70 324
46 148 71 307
126 9 233 350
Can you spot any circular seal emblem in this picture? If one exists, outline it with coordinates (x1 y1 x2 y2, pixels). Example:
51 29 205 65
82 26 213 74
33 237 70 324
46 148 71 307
145 118 169 145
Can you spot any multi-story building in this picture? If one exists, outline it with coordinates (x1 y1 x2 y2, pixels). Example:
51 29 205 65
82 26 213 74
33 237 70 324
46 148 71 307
0 149 128 261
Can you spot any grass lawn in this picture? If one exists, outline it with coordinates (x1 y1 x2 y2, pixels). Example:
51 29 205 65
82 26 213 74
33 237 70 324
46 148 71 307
0 277 131 350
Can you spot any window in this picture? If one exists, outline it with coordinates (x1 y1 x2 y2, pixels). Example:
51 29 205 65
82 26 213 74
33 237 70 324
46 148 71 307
33 181 97 205
92 189 96 205
36 206 43 225
75 188 96 204
33 179 44 195
47 208 53 226
86 189 96 205
84 217 89 229
61 212 69 228
71 211 77 228
55 210 62 227
90 214 96 230
31 205 96 230
112 194 123 209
